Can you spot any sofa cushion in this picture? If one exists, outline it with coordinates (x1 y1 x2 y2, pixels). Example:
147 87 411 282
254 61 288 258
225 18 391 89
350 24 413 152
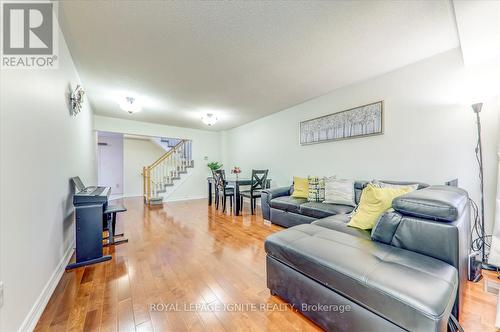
324 178 356 206
270 208 316 228
300 202 354 219
312 214 371 240
291 176 309 199
354 180 429 205
270 196 307 213
372 180 419 191
265 224 457 332
308 176 325 202
348 184 412 230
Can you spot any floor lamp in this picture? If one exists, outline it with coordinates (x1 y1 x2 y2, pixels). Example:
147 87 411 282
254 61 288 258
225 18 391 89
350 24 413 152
472 102 498 271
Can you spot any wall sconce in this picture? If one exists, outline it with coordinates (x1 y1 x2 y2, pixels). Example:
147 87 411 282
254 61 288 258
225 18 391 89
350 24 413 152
70 85 85 116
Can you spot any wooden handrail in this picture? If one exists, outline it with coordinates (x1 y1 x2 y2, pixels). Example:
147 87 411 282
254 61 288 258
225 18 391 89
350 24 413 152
142 166 147 201
148 139 185 169
143 139 192 204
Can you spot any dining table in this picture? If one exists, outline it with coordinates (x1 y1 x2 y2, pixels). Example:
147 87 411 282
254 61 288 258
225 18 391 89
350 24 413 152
207 177 272 216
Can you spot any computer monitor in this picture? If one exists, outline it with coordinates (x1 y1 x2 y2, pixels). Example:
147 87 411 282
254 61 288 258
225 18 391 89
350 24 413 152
71 176 86 192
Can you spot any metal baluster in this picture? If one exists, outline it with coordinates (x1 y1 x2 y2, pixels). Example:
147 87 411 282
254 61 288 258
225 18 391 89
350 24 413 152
166 158 169 184
162 160 166 187
152 168 156 198
171 152 175 181
157 167 160 191
179 145 182 172
165 156 170 184
174 148 178 178
180 143 183 171
166 155 170 185
182 142 185 169
153 168 157 191
188 140 192 166
168 152 171 182
146 168 149 202
154 168 158 194
159 161 162 189
173 148 177 178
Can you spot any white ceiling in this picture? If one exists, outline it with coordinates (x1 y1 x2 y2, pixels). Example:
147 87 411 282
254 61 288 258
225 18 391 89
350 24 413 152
58 0 459 131
453 0 500 65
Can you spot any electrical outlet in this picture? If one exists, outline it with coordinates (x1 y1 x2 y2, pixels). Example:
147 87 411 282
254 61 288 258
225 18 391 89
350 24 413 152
485 279 500 295
0 281 4 307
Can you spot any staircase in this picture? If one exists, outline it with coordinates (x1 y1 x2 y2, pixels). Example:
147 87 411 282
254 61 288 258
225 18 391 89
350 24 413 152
143 139 193 205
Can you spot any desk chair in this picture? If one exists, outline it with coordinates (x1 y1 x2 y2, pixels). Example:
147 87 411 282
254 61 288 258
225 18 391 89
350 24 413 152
103 204 128 246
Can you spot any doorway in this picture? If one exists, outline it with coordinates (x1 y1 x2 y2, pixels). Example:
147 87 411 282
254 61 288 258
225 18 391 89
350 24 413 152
97 131 124 196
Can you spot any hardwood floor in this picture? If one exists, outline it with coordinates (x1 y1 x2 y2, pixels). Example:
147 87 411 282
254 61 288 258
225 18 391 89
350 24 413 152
35 197 498 331
35 198 320 332
461 270 499 331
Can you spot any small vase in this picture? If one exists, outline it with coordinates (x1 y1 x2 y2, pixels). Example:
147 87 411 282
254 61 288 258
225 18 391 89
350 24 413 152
235 174 239 181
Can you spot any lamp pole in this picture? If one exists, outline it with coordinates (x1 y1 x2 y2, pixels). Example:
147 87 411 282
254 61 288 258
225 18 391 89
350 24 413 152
472 103 497 271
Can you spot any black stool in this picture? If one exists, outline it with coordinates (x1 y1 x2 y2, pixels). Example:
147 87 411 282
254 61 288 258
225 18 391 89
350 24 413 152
103 205 128 246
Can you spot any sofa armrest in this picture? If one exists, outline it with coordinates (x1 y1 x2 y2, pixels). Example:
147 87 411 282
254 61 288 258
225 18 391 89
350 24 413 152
261 186 292 220
372 185 469 266
371 185 470 319
392 185 468 222
263 186 292 199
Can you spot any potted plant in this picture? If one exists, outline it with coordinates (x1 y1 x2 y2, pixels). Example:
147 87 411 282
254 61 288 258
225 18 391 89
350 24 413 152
207 162 223 172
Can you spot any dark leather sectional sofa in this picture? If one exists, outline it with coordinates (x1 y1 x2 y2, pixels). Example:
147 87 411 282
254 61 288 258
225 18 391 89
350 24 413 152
261 181 469 331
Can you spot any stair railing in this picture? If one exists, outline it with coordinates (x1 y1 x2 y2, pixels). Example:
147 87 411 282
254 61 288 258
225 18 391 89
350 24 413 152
142 139 193 204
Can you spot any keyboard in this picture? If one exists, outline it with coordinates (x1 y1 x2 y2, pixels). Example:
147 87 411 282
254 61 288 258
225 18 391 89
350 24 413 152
81 186 106 196
74 186 111 205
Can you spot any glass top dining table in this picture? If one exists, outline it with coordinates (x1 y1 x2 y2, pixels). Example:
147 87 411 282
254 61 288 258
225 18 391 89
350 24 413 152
207 177 272 215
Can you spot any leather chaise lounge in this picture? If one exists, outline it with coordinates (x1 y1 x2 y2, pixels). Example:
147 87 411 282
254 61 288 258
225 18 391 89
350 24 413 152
261 181 469 331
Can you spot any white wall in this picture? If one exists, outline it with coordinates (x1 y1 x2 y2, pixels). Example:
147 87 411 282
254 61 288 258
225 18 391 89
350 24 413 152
221 49 500 232
123 137 165 197
486 95 500 266
0 20 96 332
97 132 124 194
94 116 221 201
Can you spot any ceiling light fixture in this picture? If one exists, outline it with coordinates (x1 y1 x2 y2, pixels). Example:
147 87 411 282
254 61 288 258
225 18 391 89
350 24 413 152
120 96 141 114
201 113 217 126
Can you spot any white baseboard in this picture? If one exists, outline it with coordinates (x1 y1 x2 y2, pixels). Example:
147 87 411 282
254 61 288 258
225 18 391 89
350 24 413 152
116 194 141 199
114 194 207 203
163 195 206 203
19 241 75 332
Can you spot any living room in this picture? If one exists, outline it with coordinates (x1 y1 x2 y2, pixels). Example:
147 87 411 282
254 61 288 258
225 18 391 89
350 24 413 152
1 1 500 331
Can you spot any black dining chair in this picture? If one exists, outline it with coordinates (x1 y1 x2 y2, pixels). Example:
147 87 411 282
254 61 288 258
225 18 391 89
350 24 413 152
240 169 269 215
211 169 219 204
214 169 235 213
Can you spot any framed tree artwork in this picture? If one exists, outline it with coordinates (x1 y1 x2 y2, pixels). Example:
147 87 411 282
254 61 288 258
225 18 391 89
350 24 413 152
299 101 384 145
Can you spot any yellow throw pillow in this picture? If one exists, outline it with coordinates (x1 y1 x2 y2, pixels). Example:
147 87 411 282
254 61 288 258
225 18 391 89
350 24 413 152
291 176 309 199
348 184 412 230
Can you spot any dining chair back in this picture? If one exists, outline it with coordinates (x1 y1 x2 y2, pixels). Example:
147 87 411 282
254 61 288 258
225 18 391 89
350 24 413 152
250 169 269 194
238 169 269 215
214 169 227 190
213 169 234 213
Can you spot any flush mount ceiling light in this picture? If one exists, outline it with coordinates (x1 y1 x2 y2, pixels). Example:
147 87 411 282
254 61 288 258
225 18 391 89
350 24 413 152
120 96 141 114
201 113 217 126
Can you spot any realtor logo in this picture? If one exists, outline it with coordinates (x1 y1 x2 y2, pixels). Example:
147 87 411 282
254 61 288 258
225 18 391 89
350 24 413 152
1 1 58 69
